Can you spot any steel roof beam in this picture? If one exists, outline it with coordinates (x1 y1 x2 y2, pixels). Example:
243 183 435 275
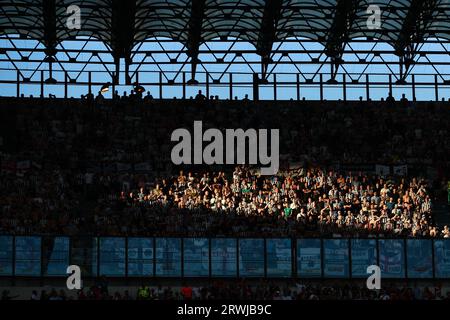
324 0 359 81
256 0 283 80
186 0 206 83
42 0 57 56
394 0 439 82
111 0 137 84
395 0 439 54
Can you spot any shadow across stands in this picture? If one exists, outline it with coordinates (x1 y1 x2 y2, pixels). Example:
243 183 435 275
0 96 449 239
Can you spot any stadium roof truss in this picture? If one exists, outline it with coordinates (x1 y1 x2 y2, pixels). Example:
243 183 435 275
1 0 450 99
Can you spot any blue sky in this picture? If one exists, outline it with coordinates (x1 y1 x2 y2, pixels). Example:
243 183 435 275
1 36 450 101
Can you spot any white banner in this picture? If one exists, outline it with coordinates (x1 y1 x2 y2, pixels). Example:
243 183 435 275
375 164 390 176
393 165 408 176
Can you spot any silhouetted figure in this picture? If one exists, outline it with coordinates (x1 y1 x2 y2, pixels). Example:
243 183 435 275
386 92 395 104
195 90 206 101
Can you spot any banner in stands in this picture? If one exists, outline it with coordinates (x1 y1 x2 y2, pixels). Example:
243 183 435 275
393 165 408 176
323 239 349 278
297 239 322 277
2 236 450 279
183 238 209 277
0 236 13 276
239 239 265 277
127 238 154 276
375 165 390 176
155 238 181 277
211 238 237 277
99 237 126 276
15 236 41 276
43 237 70 276
407 239 433 278
351 239 377 278
71 237 98 277
379 239 405 278
266 239 292 277
434 240 450 278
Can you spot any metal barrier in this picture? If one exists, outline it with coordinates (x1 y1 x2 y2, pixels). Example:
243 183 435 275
3 70 450 102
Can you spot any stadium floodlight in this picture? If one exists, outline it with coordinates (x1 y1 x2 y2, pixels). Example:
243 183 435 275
326 79 338 84
100 83 111 93
44 77 57 84
134 83 146 93
187 79 199 85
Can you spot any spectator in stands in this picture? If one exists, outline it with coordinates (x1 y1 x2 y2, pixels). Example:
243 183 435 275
144 91 153 102
181 282 193 300
386 92 395 103
442 225 450 238
30 290 39 301
137 284 150 300
195 90 206 101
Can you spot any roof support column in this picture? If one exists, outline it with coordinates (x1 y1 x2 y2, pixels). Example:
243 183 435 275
324 0 359 81
394 0 438 83
256 0 283 81
186 0 206 84
111 0 137 85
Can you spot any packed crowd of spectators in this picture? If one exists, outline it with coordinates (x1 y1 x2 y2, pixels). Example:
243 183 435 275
0 162 447 237
91 167 449 238
0 94 449 238
133 281 450 301
2 92 449 171
3 280 449 301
